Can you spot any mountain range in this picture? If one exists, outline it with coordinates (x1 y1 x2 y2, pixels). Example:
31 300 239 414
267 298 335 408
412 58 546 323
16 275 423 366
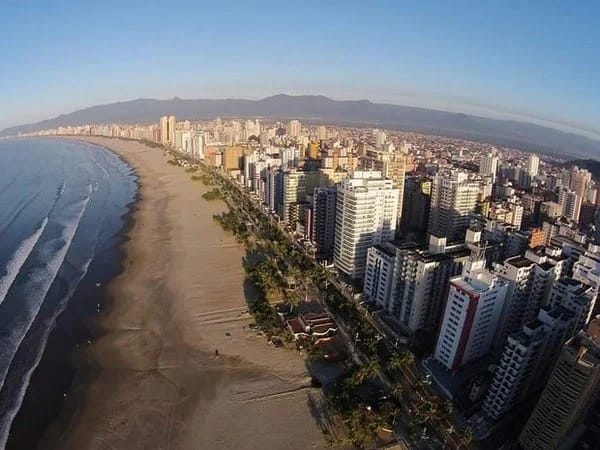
3 94 599 159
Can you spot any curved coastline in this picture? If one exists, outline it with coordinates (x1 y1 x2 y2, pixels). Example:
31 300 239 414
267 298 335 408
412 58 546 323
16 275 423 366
30 137 326 450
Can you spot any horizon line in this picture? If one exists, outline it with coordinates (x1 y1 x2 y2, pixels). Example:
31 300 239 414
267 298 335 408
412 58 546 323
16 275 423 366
3 92 600 144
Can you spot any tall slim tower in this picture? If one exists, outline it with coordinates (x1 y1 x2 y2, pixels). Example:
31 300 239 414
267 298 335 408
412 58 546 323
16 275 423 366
527 154 540 177
479 153 499 183
168 115 176 145
518 316 600 449
569 167 591 200
481 306 575 421
558 188 582 222
374 129 387 148
333 171 399 280
428 170 481 242
312 186 337 261
160 116 169 145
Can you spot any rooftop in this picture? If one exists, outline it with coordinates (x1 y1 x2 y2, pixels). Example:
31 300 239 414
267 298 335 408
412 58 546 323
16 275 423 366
451 276 493 295
507 256 534 269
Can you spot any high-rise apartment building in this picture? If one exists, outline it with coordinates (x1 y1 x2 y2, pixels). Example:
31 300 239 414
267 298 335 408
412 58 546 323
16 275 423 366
222 146 244 171
434 252 509 371
363 238 470 334
401 178 431 232
548 277 597 332
192 130 205 159
558 188 582 222
311 186 337 261
168 115 176 145
280 169 321 223
160 115 170 145
360 150 406 229
518 317 600 450
374 129 387 148
316 125 327 141
494 251 564 348
482 306 575 421
287 120 301 137
264 168 283 214
479 153 499 183
428 170 482 242
569 167 592 200
572 242 600 293
333 171 399 280
527 154 540 177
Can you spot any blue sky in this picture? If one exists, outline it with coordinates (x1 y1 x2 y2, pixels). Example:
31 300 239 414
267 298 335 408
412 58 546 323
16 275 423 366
0 1 599 138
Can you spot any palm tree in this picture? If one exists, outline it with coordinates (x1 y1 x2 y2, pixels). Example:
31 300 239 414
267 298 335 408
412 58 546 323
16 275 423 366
414 400 442 425
386 351 415 372
391 381 404 398
283 289 301 313
352 360 380 386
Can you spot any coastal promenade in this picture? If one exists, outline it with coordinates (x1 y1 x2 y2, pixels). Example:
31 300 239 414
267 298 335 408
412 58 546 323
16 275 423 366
39 137 327 450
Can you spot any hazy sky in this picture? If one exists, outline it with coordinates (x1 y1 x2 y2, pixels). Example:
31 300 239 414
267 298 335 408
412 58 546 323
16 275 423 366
1 1 599 138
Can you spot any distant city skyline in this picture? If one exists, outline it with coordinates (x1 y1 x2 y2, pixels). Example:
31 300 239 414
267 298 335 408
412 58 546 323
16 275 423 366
1 2 599 140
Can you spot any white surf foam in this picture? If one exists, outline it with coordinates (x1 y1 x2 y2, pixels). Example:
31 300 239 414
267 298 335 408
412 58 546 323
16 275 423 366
0 251 95 450
0 218 49 307
0 192 92 399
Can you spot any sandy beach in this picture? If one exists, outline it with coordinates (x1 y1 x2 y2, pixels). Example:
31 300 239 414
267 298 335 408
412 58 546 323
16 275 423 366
40 137 327 449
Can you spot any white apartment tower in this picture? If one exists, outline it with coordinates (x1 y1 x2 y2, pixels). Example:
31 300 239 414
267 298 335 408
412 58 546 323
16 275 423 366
494 252 564 348
287 120 301 137
434 252 509 371
482 306 575 421
558 187 581 222
572 242 600 293
527 154 540 177
374 129 387 148
333 171 399 280
360 149 406 229
428 170 482 242
167 115 176 146
569 167 592 200
363 240 470 334
363 243 398 309
479 153 499 183
548 277 597 332
160 115 170 145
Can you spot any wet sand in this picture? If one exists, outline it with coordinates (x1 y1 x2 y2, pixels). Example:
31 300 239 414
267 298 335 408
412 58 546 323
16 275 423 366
40 138 327 450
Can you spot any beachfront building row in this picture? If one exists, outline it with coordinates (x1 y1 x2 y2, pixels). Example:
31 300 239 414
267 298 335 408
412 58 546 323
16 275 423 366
362 237 470 335
332 171 400 280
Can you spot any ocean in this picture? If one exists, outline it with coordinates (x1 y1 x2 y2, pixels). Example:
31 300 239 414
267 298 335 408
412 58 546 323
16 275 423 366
0 138 136 449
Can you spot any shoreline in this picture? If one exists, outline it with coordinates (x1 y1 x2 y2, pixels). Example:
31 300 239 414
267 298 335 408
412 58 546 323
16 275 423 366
36 137 327 450
4 138 138 450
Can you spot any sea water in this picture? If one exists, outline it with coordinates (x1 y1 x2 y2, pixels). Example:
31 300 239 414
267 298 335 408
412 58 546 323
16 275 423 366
0 138 136 448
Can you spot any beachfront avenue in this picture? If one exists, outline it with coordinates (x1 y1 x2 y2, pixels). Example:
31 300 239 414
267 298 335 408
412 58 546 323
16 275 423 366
160 147 472 449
